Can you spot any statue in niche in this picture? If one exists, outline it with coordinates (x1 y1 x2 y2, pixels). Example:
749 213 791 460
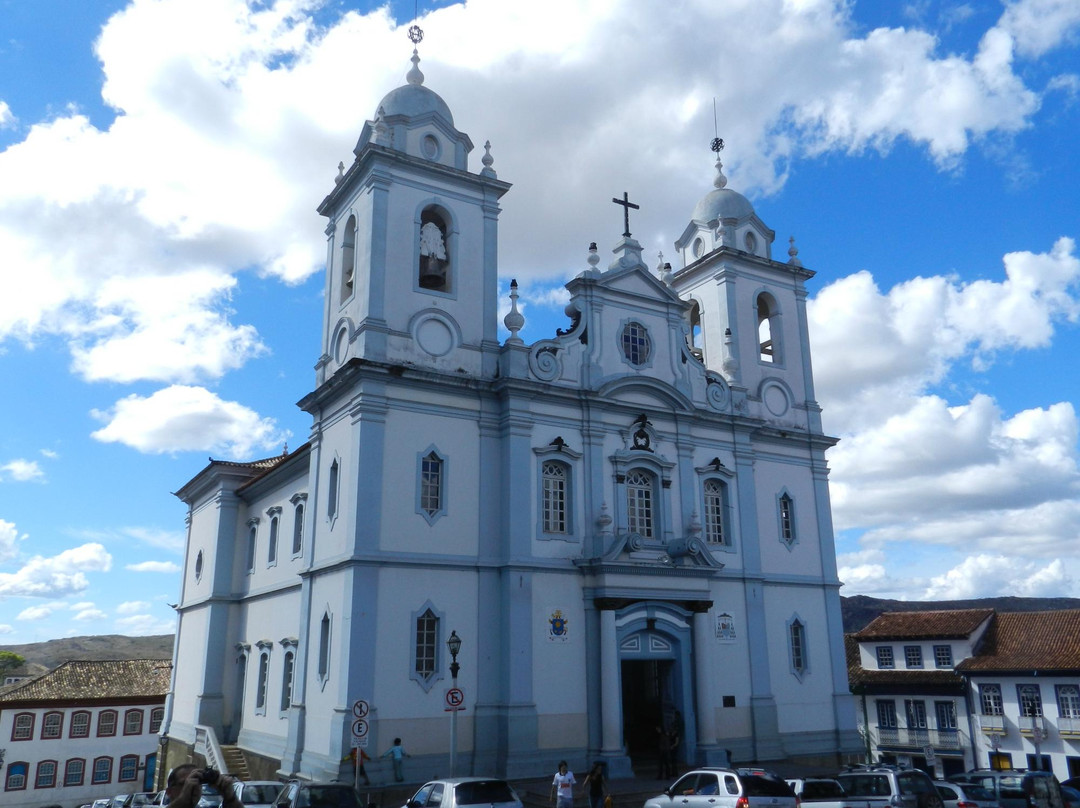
419 220 448 289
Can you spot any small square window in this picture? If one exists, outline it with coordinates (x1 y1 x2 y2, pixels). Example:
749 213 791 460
904 645 923 668
933 645 953 668
876 646 894 669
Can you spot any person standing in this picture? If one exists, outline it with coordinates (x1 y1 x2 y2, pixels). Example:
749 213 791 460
551 761 577 808
582 762 607 808
383 737 409 782
656 724 674 780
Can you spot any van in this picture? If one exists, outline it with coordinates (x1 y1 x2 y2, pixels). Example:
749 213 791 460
951 770 1064 808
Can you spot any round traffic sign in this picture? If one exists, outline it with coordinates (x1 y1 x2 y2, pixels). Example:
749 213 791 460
352 699 369 718
352 718 369 737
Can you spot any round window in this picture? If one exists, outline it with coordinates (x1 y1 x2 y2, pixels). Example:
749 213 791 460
422 134 440 160
745 232 757 254
692 237 704 258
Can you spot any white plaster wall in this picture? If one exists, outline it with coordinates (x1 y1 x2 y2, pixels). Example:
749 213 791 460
169 605 211 741
0 702 163 808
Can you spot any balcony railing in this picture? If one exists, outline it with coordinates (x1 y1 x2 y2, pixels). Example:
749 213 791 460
979 714 1006 733
874 726 965 750
1059 716 1080 737
1019 715 1048 737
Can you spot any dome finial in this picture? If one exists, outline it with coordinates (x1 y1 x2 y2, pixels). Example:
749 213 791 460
711 120 727 189
480 140 497 178
788 236 802 266
406 24 425 85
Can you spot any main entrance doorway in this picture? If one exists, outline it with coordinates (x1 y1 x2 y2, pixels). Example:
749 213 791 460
621 659 676 762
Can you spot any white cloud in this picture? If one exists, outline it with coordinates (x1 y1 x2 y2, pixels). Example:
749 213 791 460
117 600 152 614
0 543 112 597
0 0 1067 393
115 613 177 636
998 0 1080 58
0 100 13 129
1 459 45 483
69 601 96 610
74 608 108 621
0 519 21 564
90 384 288 457
126 560 182 573
923 555 1075 599
18 603 60 621
0 624 12 634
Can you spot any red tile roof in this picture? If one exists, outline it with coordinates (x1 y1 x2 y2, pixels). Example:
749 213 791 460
845 635 965 692
956 610 1080 674
852 609 994 640
0 658 171 704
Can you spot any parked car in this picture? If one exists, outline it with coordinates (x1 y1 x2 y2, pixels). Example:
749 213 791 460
950 770 1064 808
787 777 869 808
645 768 797 808
933 781 999 808
1062 781 1080 794
93 799 112 808
403 778 523 808
233 781 285 808
836 766 943 808
1058 786 1079 808
273 781 365 808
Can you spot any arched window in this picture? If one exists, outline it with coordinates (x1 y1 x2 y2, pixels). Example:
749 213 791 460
292 500 305 555
542 461 569 534
35 760 57 788
97 709 117 737
123 708 143 735
280 649 295 712
91 756 112 784
246 520 258 573
626 469 656 539
118 755 139 782
70 710 91 738
149 707 164 734
340 214 356 303
255 648 270 714
41 711 63 739
703 479 728 545
12 712 33 740
418 208 450 292
687 301 703 361
64 759 85 787
267 511 279 565
757 292 782 363
5 761 28 791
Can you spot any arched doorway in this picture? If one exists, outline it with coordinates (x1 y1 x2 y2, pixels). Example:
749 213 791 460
615 601 696 770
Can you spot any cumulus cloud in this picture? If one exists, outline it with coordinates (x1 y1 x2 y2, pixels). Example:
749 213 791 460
126 560 182 573
115 613 177 636
0 624 12 634
0 0 1069 391
74 608 108 621
90 384 288 457
0 543 112 597
923 555 1073 599
0 459 46 483
0 519 21 564
18 603 61 621
0 100 13 129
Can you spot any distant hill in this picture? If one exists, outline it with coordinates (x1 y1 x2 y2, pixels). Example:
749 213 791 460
4 596 1080 675
0 634 172 677
840 594 1080 633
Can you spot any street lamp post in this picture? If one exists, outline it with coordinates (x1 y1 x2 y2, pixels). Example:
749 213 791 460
447 631 462 777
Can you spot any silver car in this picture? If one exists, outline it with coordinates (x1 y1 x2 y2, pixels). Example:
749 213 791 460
646 768 797 808
934 781 999 808
787 778 870 808
403 779 523 808
233 781 285 808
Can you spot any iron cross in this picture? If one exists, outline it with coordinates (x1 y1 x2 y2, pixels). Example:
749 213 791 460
612 191 640 238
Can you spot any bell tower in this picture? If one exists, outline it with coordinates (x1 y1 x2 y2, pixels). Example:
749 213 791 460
669 143 822 432
314 37 511 386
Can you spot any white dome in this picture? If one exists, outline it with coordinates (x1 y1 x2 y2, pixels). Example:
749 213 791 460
691 187 755 223
377 83 454 125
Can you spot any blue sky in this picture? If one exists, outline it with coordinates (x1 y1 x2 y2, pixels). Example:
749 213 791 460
1 0 1079 644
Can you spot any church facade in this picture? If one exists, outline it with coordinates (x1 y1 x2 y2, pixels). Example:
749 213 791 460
163 47 861 783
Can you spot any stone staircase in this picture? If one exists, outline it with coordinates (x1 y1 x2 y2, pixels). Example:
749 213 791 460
221 746 251 780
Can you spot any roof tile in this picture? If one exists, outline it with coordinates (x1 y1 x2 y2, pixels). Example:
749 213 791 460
852 609 994 640
0 658 171 703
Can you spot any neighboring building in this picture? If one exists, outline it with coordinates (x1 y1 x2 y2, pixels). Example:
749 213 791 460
0 659 171 808
848 609 1080 781
163 44 861 783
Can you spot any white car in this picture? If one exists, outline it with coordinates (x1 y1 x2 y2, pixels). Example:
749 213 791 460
787 778 869 808
403 778 523 808
232 781 284 808
645 768 797 808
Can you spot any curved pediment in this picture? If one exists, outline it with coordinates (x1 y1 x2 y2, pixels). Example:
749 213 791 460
597 376 694 412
